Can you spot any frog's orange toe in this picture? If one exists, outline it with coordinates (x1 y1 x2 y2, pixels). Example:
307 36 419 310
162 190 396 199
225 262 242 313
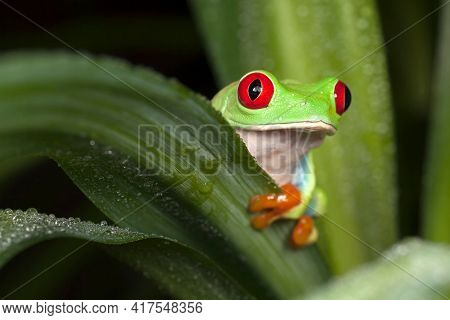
248 193 280 212
248 183 301 213
290 215 315 248
279 183 301 211
249 183 302 230
250 211 280 229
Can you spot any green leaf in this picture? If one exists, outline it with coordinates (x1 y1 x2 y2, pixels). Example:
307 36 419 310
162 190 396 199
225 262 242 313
377 0 436 237
306 239 450 299
0 52 329 298
422 4 450 242
0 208 248 299
191 0 397 273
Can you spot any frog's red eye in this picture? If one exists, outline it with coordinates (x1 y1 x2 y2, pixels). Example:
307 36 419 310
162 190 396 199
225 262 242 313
334 80 351 115
238 72 274 109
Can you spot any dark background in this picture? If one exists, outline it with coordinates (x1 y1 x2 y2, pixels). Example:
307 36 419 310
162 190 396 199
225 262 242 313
0 0 440 298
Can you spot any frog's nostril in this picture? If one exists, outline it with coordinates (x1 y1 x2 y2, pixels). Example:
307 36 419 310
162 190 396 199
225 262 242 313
334 80 351 115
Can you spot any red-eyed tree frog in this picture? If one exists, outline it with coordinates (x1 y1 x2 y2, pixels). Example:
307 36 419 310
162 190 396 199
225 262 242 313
212 71 351 248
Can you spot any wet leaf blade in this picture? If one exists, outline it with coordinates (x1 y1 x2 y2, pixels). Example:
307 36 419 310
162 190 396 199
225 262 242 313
306 239 450 299
0 52 329 298
0 209 250 299
192 0 398 273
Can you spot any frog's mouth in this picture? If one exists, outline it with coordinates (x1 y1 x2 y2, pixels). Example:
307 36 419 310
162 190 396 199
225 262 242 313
235 125 329 185
238 121 336 135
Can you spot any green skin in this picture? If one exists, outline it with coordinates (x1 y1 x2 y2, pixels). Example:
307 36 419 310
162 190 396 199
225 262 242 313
212 70 344 220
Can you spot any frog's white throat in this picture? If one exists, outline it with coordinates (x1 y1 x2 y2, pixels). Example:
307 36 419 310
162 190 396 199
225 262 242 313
235 128 326 186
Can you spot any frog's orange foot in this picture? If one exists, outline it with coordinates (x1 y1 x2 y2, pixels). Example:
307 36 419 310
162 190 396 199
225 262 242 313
249 183 301 230
250 211 281 229
290 215 317 248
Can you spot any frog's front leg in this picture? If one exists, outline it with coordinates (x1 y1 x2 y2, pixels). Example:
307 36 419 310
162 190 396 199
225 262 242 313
248 183 301 229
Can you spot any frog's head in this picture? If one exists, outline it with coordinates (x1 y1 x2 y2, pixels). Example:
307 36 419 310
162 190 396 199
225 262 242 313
212 70 352 185
212 70 351 133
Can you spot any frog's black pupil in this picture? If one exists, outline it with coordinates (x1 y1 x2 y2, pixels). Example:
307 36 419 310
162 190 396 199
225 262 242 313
344 86 352 110
248 79 262 100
